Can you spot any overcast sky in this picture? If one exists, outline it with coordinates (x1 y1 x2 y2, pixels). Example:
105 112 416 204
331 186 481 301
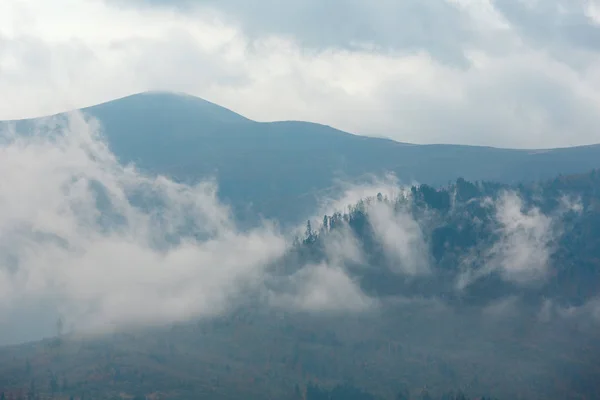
2 0 600 148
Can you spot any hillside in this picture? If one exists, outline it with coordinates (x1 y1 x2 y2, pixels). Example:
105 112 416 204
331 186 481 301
3 92 600 224
2 170 600 400
293 170 600 307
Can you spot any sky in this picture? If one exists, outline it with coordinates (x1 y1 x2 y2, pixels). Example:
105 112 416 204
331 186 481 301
1 0 600 147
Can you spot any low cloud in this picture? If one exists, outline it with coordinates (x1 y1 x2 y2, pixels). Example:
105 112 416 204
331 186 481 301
0 112 396 342
457 191 560 289
269 262 375 313
0 113 288 338
489 191 556 284
315 173 403 219
321 224 364 266
313 177 430 276
368 200 431 276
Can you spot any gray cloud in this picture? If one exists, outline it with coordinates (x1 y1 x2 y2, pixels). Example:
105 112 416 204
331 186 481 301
115 0 600 64
111 0 474 65
493 0 600 54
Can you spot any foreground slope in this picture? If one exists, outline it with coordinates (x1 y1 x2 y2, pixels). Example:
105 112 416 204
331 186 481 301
3 92 600 223
2 171 600 400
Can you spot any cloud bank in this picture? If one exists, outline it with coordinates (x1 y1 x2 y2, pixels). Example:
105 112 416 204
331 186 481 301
0 114 402 342
0 113 288 339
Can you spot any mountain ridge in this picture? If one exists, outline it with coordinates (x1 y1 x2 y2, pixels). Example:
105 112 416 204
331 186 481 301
3 91 600 224
8 91 599 151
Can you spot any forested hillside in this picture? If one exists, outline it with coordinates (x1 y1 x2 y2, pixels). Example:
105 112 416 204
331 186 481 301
1 170 600 400
291 169 600 308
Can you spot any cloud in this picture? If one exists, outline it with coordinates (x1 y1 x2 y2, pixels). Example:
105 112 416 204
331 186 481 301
309 176 431 276
456 191 561 289
536 297 600 328
314 173 403 220
558 193 584 214
269 176 428 312
0 112 288 339
2 1 600 148
321 224 364 267
488 191 556 283
1 112 398 343
268 262 375 313
368 200 431 276
110 0 475 65
492 0 600 55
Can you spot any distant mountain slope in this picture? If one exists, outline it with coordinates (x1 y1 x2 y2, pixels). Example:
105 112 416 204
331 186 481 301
4 91 600 223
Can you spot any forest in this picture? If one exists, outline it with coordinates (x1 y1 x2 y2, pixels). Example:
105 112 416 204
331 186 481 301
292 170 600 308
1 170 600 400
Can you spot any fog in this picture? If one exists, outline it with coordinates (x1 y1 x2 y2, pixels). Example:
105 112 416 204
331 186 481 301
1 113 599 398
0 113 289 342
0 113 415 342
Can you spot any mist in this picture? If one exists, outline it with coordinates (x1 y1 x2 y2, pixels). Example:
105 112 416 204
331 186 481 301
0 113 289 343
1 114 599 399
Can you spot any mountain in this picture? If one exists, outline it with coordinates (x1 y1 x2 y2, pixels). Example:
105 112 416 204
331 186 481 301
3 91 600 224
2 171 600 400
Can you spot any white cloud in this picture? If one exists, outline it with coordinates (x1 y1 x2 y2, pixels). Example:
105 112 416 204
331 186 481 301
269 262 375 313
0 112 288 338
368 201 431 276
489 191 556 283
2 0 600 147
558 194 584 214
457 191 559 289
1 112 398 343
321 224 364 267
314 173 403 220
308 176 431 276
